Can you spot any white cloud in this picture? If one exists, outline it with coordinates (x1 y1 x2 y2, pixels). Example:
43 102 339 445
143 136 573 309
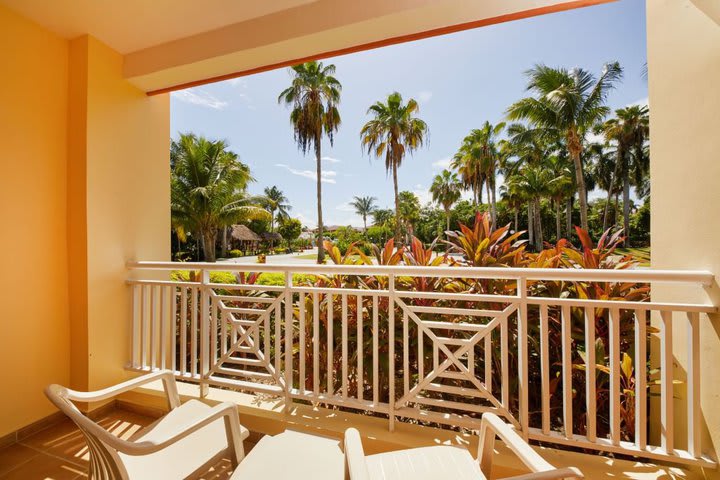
432 157 452 170
336 202 356 212
171 88 228 110
295 212 315 228
412 184 432 206
322 156 341 163
417 90 433 104
628 97 649 108
275 163 337 184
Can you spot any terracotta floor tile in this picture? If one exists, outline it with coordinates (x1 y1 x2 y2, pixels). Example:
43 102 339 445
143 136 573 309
0 452 84 480
0 443 40 476
18 420 88 467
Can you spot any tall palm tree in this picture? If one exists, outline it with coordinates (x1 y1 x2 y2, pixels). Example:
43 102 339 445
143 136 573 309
263 186 291 233
350 196 377 232
544 155 574 241
596 105 649 244
452 122 505 227
360 92 428 244
587 142 618 232
171 134 268 262
507 62 623 231
430 169 462 233
506 165 553 251
278 61 341 263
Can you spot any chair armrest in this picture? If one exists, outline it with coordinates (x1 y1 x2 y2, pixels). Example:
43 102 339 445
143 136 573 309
478 414 582 479
65 370 180 410
503 467 584 480
119 401 247 465
344 428 372 480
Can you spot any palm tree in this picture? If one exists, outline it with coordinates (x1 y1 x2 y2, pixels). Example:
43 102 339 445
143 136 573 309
430 170 462 233
596 105 649 244
544 155 574 241
350 196 377 232
506 165 552 251
278 61 341 263
263 186 291 233
397 191 421 243
263 186 291 250
171 133 268 262
507 62 623 231
452 122 505 227
587 142 618 232
360 92 428 244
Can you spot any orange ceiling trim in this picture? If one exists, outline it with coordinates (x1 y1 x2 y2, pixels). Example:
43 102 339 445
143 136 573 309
146 0 615 96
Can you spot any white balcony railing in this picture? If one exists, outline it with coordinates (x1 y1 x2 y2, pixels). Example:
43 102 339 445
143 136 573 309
127 261 716 467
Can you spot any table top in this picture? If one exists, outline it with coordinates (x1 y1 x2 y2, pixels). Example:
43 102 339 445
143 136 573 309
230 429 345 479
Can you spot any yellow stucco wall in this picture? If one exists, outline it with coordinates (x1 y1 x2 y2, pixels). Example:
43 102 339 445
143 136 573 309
0 5 70 437
0 7 169 437
647 0 720 472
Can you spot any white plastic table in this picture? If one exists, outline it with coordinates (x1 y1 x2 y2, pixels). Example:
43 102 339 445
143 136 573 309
230 429 345 479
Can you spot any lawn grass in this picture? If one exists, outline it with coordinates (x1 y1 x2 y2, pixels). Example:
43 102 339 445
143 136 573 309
295 253 318 260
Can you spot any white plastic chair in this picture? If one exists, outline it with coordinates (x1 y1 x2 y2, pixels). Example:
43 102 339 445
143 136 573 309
344 413 583 480
45 370 249 480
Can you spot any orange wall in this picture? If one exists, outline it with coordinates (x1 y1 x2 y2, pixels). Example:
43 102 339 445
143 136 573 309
0 5 70 436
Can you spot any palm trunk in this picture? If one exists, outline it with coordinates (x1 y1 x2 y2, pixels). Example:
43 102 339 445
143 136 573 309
315 133 325 263
534 198 543 251
614 192 620 226
363 216 367 232
393 161 401 244
527 203 534 247
445 207 451 237
221 227 228 258
555 200 562 241
566 196 573 237
514 210 519 233
572 150 589 231
623 172 631 246
490 172 497 229
202 229 217 262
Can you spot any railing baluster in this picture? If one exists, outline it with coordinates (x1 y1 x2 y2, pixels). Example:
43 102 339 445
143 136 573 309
160 285 167 370
342 293 348 399
274 302 281 378
132 285 140 369
327 294 334 395
609 307 621 445
357 295 363 401
687 311 700 458
210 292 217 367
403 311 409 396
142 285 149 369
585 307 596 442
635 308 647 450
661 310 674 454
313 292 320 397
501 302 509 410
389 274 396 431
540 304 550 435
484 333 491 395
418 323 424 383
299 292 306 394
200 271 210 396
372 295 378 405
561 305 573 439
518 277 529 438
190 286 197 377
284 271 293 408
150 286 158 370
264 293 271 368
171 285 177 372
180 287 187 376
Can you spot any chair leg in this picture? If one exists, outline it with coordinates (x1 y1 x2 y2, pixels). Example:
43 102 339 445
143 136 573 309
224 415 245 466
478 421 496 476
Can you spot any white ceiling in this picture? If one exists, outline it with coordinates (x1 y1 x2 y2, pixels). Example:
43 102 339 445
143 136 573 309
0 0 317 53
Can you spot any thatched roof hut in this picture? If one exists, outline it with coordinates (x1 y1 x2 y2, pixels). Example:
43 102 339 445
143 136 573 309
231 225 261 242
262 232 283 242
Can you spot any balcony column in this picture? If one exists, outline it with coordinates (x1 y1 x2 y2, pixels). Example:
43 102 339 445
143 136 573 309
67 35 170 396
647 0 720 471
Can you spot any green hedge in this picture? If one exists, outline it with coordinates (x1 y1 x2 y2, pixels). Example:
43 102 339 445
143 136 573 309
170 270 316 286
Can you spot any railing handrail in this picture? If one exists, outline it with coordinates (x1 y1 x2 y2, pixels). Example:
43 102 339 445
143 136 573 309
126 261 715 286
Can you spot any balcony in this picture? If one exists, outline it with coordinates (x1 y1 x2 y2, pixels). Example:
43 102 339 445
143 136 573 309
123 261 716 476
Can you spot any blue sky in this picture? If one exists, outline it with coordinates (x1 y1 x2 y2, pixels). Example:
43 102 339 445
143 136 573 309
170 0 647 228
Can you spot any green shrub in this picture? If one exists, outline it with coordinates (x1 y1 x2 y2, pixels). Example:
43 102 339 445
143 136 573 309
170 270 238 284
228 249 243 258
256 273 317 286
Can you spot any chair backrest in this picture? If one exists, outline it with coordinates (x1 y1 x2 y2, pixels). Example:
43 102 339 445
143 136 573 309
45 384 130 480
344 428 372 480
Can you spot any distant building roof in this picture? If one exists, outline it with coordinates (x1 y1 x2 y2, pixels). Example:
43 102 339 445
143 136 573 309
231 224 261 242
